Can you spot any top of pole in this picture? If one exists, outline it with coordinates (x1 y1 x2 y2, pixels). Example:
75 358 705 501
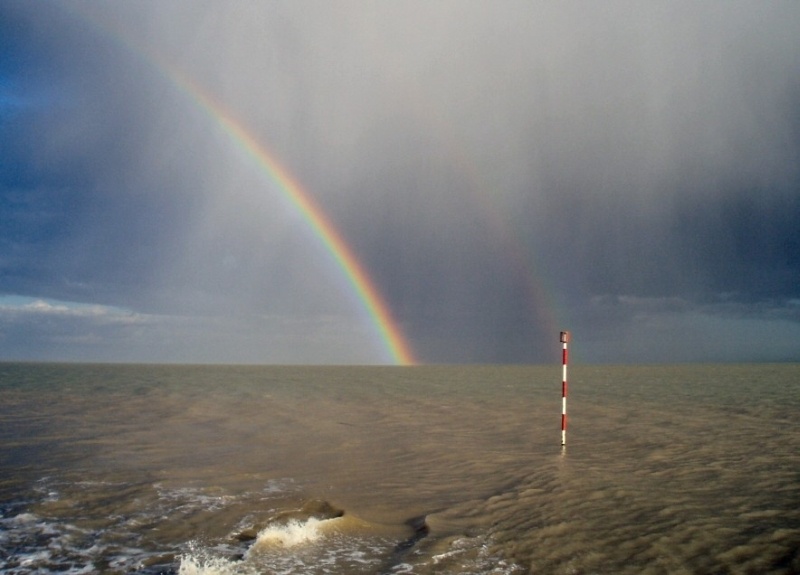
560 331 571 344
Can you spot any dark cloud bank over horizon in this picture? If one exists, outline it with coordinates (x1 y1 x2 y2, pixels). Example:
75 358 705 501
1 1 799 364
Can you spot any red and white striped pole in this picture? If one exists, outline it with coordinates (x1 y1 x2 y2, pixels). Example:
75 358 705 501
560 331 570 446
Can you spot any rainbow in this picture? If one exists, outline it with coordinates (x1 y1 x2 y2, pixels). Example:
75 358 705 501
68 8 416 365
181 77 415 365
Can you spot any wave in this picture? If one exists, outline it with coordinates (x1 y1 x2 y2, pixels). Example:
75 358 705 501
177 499 426 575
247 517 333 551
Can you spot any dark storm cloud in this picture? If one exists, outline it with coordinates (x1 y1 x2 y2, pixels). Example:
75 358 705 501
1 1 798 363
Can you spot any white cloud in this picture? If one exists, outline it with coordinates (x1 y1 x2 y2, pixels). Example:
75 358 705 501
1 297 142 323
0 296 385 364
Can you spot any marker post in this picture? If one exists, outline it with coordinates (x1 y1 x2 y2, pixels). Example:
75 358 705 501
560 331 570 446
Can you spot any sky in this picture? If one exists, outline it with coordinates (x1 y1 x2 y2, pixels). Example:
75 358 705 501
1 1 799 365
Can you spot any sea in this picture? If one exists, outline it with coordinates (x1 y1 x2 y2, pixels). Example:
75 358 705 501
0 363 798 575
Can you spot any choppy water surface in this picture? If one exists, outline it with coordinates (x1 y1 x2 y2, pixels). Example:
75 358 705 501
1 363 798 574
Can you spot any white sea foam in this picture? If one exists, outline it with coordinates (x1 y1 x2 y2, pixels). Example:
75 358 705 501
178 519 322 575
176 517 395 575
249 517 327 551
177 553 244 575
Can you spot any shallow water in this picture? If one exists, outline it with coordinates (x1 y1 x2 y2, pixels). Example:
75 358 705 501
1 363 798 574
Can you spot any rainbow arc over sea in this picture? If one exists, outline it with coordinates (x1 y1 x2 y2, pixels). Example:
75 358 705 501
72 9 416 365
190 85 416 366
